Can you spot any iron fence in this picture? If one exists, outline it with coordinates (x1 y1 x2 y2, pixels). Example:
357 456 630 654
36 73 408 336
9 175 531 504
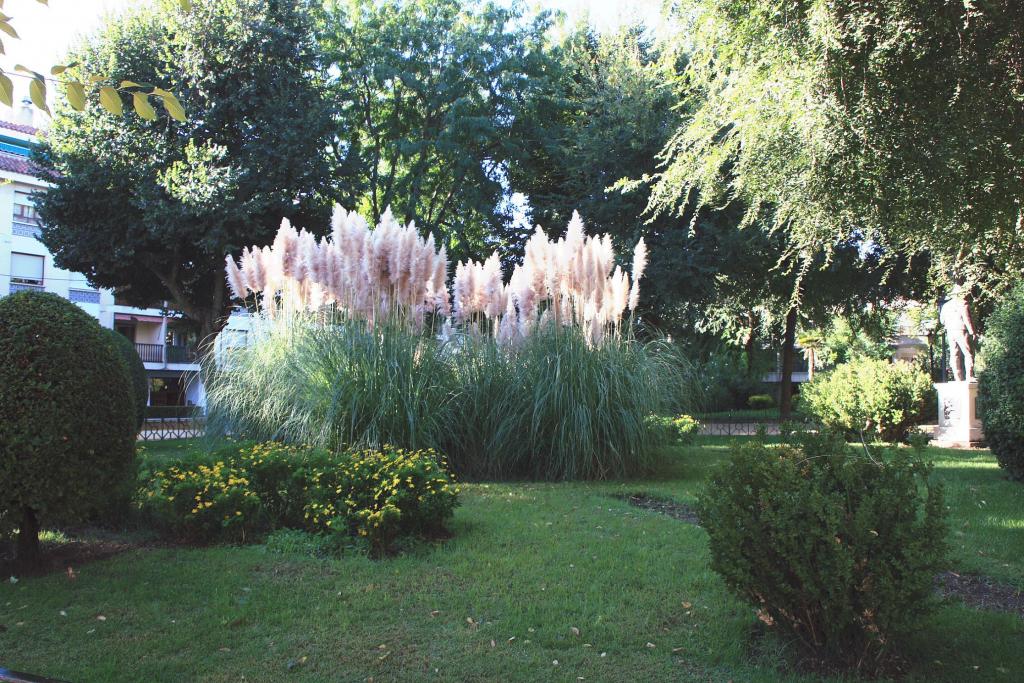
137 406 205 441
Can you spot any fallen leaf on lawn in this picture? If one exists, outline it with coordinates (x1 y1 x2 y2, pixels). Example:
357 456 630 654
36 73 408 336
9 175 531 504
681 602 692 609
378 644 387 650
571 626 580 636
507 637 516 643
672 647 684 653
600 652 607 657
219 647 231 652
59 610 67 617
583 643 592 648
552 660 559 666
8 577 17 584
96 615 107 621
646 642 656 649
286 656 308 670
430 610 440 617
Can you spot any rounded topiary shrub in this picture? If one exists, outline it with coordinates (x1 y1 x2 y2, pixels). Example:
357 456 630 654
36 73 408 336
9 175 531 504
800 356 933 442
979 285 1024 480
105 327 149 431
0 291 136 570
698 430 947 672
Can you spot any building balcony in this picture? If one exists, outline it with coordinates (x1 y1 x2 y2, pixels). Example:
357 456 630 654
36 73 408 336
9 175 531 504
134 342 200 366
11 220 41 239
9 281 44 294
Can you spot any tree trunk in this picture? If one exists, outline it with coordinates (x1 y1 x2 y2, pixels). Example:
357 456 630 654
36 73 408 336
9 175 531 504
779 307 798 420
15 506 41 573
744 311 758 375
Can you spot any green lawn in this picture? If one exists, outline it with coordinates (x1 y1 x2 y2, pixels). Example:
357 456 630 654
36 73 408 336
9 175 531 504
1 437 1021 682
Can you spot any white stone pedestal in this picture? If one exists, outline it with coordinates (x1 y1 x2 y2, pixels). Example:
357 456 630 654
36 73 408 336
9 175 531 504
932 381 984 448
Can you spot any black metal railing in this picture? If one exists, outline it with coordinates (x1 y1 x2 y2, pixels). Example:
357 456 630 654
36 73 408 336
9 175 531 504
138 406 205 441
134 342 164 363
166 344 199 364
695 410 782 436
132 343 199 365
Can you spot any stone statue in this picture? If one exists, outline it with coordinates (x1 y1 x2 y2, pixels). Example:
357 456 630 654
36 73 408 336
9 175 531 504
939 293 975 381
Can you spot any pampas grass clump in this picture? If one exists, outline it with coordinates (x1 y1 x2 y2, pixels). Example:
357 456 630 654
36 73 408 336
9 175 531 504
210 207 692 481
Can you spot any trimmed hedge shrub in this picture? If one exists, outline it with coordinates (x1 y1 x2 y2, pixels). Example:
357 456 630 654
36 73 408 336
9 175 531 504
697 430 947 672
138 442 459 555
106 328 149 431
800 356 933 441
748 393 774 410
0 292 136 570
979 285 1024 480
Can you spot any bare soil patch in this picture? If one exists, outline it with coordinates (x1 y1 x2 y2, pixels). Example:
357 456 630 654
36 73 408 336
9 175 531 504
934 570 1024 618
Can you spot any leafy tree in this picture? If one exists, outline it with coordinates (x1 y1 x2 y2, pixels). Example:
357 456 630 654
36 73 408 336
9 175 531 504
317 0 552 263
35 0 334 341
648 0 1024 300
510 21 923 417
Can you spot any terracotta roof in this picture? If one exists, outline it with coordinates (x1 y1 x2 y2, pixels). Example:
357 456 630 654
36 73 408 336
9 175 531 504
0 151 41 176
0 119 38 135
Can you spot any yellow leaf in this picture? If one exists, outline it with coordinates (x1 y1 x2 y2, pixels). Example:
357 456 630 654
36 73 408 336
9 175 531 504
178 0 192 10
0 19 17 39
99 86 123 115
28 78 47 113
119 80 141 89
160 93 186 122
0 72 12 107
65 81 86 111
51 64 67 76
133 92 157 120
14 64 40 79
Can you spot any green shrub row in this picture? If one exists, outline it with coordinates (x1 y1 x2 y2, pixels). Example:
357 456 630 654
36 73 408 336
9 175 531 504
137 441 459 555
698 429 947 672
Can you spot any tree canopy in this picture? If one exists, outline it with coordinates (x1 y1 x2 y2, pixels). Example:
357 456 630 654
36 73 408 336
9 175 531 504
648 0 1024 300
35 0 334 340
317 0 552 263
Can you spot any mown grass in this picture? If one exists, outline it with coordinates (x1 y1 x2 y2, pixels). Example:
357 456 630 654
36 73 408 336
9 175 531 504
1 437 1021 682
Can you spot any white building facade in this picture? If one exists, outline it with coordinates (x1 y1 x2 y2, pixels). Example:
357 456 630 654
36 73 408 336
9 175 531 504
0 114 247 409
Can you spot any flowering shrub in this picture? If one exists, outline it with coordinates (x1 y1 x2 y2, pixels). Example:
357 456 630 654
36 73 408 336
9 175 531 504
137 442 459 555
646 414 701 446
140 460 264 542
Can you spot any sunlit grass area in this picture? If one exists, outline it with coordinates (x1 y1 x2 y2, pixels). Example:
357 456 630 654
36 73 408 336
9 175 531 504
1 437 1021 682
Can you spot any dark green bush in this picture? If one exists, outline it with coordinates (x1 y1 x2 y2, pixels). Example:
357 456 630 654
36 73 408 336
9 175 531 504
979 285 1024 480
697 430 947 671
138 442 459 555
800 356 933 441
748 393 774 410
0 291 136 570
105 328 149 431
